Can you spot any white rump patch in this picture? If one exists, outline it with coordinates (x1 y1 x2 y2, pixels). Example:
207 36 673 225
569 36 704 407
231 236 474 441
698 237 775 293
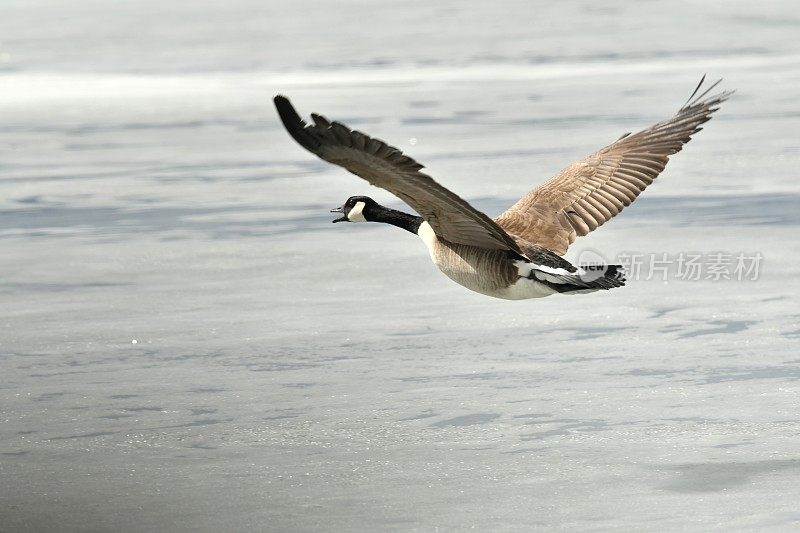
347 201 367 222
513 260 575 279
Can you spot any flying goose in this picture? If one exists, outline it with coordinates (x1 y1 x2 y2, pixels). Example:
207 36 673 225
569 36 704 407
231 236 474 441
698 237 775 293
274 78 731 300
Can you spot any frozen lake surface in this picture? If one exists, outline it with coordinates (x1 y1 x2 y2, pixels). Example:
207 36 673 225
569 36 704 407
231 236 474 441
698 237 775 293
2 1 800 531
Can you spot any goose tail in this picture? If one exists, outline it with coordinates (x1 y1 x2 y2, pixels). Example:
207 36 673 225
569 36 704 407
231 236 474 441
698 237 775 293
527 263 626 295
561 264 626 294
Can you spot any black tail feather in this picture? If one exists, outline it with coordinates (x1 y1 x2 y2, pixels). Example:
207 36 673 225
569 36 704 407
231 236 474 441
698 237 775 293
538 264 626 294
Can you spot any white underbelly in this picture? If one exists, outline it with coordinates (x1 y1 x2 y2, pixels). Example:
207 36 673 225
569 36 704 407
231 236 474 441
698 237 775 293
487 277 559 300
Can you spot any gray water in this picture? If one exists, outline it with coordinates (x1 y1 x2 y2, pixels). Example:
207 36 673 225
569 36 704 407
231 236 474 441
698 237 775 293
2 1 800 531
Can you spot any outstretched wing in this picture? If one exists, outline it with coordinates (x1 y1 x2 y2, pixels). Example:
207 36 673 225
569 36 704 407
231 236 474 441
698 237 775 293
274 96 522 254
495 77 733 255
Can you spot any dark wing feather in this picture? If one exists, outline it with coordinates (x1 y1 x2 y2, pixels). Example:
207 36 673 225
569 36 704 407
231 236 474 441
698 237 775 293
495 78 733 255
274 96 522 254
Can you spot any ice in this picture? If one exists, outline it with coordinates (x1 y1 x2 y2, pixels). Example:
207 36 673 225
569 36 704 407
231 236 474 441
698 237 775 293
1 1 800 531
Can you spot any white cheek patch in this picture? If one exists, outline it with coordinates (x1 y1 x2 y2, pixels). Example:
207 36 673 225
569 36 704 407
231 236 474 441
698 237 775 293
347 201 367 222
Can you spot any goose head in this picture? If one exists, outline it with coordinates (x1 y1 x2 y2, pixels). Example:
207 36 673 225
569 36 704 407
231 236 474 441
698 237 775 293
331 196 378 223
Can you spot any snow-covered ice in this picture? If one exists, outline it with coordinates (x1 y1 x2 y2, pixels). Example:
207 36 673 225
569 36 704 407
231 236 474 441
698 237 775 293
1 1 800 531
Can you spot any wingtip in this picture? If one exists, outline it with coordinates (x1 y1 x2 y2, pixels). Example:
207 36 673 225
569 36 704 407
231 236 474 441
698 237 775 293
682 75 731 109
273 94 303 127
272 94 323 152
273 94 293 112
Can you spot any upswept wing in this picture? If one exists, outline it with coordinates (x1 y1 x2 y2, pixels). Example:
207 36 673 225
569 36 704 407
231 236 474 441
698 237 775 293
274 96 522 254
495 78 733 255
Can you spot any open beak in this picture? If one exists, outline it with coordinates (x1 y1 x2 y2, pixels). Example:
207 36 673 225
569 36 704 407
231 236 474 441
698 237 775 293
330 206 347 223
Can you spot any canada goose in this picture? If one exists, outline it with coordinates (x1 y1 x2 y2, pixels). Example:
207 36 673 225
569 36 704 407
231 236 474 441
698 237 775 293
274 78 731 300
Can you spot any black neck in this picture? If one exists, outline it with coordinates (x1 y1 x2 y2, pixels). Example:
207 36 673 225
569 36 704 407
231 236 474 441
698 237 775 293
372 205 423 234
